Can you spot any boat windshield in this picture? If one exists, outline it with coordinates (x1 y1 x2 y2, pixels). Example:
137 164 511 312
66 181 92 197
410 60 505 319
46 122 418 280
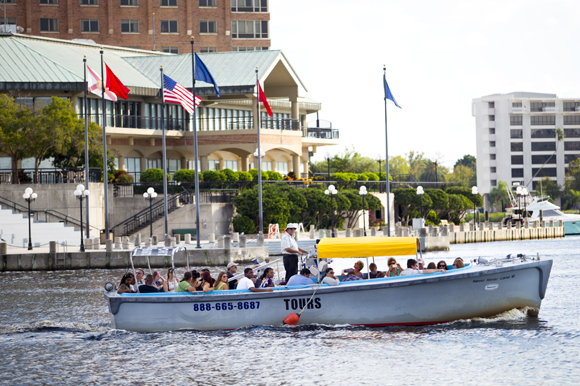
542 209 563 217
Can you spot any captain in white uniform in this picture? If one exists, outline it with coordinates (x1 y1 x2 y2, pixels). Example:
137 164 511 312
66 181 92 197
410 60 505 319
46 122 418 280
281 223 308 283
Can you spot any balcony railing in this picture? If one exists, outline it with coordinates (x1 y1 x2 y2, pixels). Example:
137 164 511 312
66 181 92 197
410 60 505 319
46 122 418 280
0 168 102 185
307 128 339 139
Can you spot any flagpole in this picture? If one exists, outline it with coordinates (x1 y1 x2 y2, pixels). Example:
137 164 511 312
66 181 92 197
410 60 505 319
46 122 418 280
160 65 169 243
83 56 90 239
191 38 202 248
383 66 391 237
100 48 110 241
255 67 263 236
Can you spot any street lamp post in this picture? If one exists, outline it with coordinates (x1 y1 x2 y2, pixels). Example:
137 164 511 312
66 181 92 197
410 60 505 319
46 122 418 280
74 184 90 252
377 158 383 193
143 187 158 237
516 186 522 222
22 187 37 250
471 186 478 228
416 186 424 218
521 186 529 221
359 185 367 236
326 156 331 180
325 184 338 237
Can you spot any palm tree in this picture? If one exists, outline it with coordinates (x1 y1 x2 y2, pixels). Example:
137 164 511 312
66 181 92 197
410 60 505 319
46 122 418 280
564 189 580 211
488 181 509 212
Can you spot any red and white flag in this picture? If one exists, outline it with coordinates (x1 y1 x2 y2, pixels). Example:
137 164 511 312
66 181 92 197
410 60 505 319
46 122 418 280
87 64 130 101
258 80 272 117
163 74 201 114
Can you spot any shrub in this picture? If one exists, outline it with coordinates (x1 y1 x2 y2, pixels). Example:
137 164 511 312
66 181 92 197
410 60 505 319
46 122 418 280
114 170 134 184
236 171 253 181
363 172 379 181
173 169 202 183
140 168 170 182
426 210 440 225
202 170 226 181
267 171 283 180
222 168 239 181
249 168 268 181
232 216 256 234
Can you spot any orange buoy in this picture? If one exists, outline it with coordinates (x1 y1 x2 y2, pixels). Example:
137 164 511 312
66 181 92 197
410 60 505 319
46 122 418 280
283 313 300 326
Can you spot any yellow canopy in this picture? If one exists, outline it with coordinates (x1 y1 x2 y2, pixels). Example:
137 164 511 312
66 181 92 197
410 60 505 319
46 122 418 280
317 237 418 259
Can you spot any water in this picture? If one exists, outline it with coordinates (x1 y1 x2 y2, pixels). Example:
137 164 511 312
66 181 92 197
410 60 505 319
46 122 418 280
1 237 579 385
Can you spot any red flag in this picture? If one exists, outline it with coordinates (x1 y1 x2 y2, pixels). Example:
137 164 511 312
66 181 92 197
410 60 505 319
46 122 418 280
258 81 272 117
105 63 130 100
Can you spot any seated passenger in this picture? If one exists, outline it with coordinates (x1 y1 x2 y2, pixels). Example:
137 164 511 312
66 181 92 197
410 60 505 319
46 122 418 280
190 270 201 290
369 263 379 279
343 271 363 282
200 271 214 293
237 268 273 292
164 268 178 293
139 274 160 293
176 272 197 293
400 259 445 276
387 257 402 277
117 273 136 294
201 269 215 286
376 272 386 278
256 268 275 288
214 272 229 291
453 258 465 269
437 261 448 270
287 268 315 286
152 271 165 291
342 261 364 278
321 268 340 286
427 262 436 269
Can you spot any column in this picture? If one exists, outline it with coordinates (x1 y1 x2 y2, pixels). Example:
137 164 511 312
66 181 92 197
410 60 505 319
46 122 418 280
290 96 299 130
240 155 249 171
181 157 187 169
292 154 300 174
118 155 125 171
67 0 73 34
200 155 209 172
140 157 147 173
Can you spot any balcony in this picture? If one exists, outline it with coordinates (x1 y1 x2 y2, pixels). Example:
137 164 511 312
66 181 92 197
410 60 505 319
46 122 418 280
543 106 558 112
307 127 339 139
511 107 525 113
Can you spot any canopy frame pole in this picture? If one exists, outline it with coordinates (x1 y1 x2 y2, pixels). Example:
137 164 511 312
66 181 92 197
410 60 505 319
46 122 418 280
366 257 370 280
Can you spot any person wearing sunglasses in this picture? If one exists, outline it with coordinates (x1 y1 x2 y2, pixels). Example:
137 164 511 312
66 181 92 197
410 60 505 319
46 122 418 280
322 267 340 286
453 258 465 269
437 261 448 270
387 257 402 277
400 258 446 276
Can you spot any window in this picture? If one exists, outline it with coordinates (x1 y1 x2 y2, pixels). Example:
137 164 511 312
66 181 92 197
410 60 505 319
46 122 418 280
40 0 58 4
531 155 556 164
81 19 99 32
120 0 138 5
511 155 523 165
489 128 495 134
511 142 523 152
565 142 580 151
276 162 289 174
125 157 141 181
491 180 497 186
564 116 580 125
231 20 268 38
510 115 523 126
489 115 495 121
225 160 238 171
200 47 217 53
80 0 98 4
147 159 161 169
200 20 216 34
208 160 219 170
510 129 522 139
489 141 496 147
199 0 215 6
531 129 555 138
490 154 496 160
113 100 142 128
162 47 178 54
488 102 495 108
512 102 522 108
564 129 580 138
0 17 17 26
231 0 268 12
530 102 555 112
161 20 178 33
232 46 269 51
121 19 139 33
168 159 180 176
261 161 272 171
511 169 524 178
1 0 15 3
531 116 555 126
532 168 557 177
565 154 580 164
160 0 176 5
40 18 59 32
490 167 496 173
563 102 580 112
531 142 556 151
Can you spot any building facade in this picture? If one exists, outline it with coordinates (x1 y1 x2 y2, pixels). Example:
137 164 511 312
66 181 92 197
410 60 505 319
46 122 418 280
1 0 270 54
472 92 580 203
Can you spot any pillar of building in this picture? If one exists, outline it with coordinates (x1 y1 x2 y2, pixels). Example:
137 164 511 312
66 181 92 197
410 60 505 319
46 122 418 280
240 155 249 172
118 155 125 171
140 158 147 173
181 157 187 170
218 159 224 170
290 96 299 130
292 154 300 174
200 156 209 172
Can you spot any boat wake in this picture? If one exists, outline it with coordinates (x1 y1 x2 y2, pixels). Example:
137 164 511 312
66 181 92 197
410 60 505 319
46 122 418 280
0 320 109 334
442 307 538 326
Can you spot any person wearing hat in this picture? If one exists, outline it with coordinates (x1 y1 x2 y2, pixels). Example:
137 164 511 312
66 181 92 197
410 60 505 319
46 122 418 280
281 223 308 283
226 262 239 289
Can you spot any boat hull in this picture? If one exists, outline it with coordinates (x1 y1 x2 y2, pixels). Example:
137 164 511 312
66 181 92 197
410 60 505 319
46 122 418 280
563 220 580 236
105 260 552 332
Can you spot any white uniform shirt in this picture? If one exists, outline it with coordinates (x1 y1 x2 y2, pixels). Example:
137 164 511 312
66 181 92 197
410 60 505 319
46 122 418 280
236 277 255 290
400 268 423 276
281 232 299 255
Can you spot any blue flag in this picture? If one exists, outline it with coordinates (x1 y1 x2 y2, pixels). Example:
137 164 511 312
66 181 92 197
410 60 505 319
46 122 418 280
383 74 401 108
195 53 220 98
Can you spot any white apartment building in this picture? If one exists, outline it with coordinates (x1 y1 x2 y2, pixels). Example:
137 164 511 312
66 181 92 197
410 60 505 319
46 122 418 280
473 92 580 207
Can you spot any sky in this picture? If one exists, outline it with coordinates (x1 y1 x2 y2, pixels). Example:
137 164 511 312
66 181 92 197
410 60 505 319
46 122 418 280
269 0 580 169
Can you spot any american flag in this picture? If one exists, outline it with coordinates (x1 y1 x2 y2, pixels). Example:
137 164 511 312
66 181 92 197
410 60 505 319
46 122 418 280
163 74 201 114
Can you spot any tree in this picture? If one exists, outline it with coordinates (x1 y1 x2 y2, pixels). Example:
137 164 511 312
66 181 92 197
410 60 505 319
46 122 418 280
536 177 562 200
565 159 580 192
564 190 580 210
388 155 409 176
487 181 510 212
419 159 448 183
406 151 425 180
424 188 449 212
233 184 291 232
313 146 376 174
0 95 34 182
445 186 482 207
447 164 477 188
393 188 433 225
454 155 476 171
